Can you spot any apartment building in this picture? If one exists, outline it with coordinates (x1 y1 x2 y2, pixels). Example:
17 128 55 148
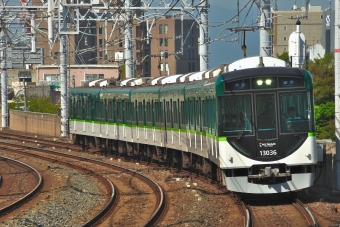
31 0 199 81
272 5 323 56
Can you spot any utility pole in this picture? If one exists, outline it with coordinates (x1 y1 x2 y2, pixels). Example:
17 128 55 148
334 0 340 192
0 29 8 128
124 0 134 79
259 0 272 57
199 1 209 71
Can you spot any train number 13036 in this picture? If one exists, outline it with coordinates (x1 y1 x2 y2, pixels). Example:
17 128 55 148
259 150 277 156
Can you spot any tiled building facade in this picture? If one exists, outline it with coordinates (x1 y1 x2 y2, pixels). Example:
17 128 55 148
272 5 323 56
31 0 199 79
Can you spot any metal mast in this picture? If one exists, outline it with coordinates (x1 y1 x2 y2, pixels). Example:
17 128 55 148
199 1 209 71
59 3 68 137
334 0 340 191
124 1 133 78
0 30 8 128
259 0 272 57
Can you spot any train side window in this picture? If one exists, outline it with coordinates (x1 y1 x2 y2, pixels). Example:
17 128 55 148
116 101 121 122
94 101 99 119
166 101 170 124
107 101 113 121
85 99 90 119
151 100 154 126
196 99 200 131
212 98 216 135
131 101 135 123
112 100 116 122
76 99 82 118
202 99 206 129
125 101 130 122
138 102 143 124
146 101 151 124
101 100 105 121
154 101 158 123
143 100 146 125
173 100 178 126
180 101 184 126
189 100 194 127
69 98 73 117
133 101 137 123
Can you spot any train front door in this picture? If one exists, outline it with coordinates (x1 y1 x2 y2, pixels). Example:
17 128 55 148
255 93 279 159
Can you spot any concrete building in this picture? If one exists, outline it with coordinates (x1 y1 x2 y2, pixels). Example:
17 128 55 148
30 0 199 82
322 8 335 54
272 4 324 56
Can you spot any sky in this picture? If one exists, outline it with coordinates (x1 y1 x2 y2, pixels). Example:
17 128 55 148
208 0 332 68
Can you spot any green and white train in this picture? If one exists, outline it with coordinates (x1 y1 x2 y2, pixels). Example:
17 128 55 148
69 56 317 194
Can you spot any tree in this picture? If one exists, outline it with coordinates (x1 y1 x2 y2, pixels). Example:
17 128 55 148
314 102 334 139
8 95 60 114
308 53 335 140
276 51 290 66
308 52 334 105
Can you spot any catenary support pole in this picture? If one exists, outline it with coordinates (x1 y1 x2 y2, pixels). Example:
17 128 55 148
0 30 8 128
334 0 340 191
124 0 133 78
259 0 272 57
59 4 68 137
199 0 209 71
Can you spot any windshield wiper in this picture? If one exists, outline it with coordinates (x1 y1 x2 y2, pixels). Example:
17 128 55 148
282 116 298 137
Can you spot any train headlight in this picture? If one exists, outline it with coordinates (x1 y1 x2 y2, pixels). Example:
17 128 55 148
257 80 263 86
265 79 272 85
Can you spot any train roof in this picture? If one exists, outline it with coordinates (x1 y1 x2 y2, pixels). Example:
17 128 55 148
219 66 306 81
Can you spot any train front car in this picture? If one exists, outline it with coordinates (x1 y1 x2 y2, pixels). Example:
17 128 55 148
216 64 317 194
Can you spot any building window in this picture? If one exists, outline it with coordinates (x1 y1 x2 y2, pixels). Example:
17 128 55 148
144 62 150 72
136 41 141 49
85 74 104 81
44 74 60 86
99 39 103 46
159 24 163 34
159 38 163 46
165 51 168 58
99 51 103 59
119 39 123 47
320 15 323 19
284 47 287 52
165 63 169 73
99 27 102 34
283 37 287 41
136 26 141 37
164 24 168 34
160 50 164 59
160 63 164 71
284 26 287 30
164 38 168 46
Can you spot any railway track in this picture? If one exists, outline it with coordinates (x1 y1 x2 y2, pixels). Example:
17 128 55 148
243 194 318 226
0 156 42 215
0 139 165 226
0 130 248 226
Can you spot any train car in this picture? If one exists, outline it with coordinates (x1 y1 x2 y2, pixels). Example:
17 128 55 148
69 56 317 194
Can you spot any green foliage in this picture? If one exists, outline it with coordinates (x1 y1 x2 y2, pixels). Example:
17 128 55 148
9 95 60 114
314 102 334 139
307 53 335 140
276 51 290 65
28 96 60 114
318 119 335 141
308 52 334 105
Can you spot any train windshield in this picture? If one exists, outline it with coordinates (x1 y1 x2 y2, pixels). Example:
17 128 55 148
279 92 313 133
218 95 252 136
